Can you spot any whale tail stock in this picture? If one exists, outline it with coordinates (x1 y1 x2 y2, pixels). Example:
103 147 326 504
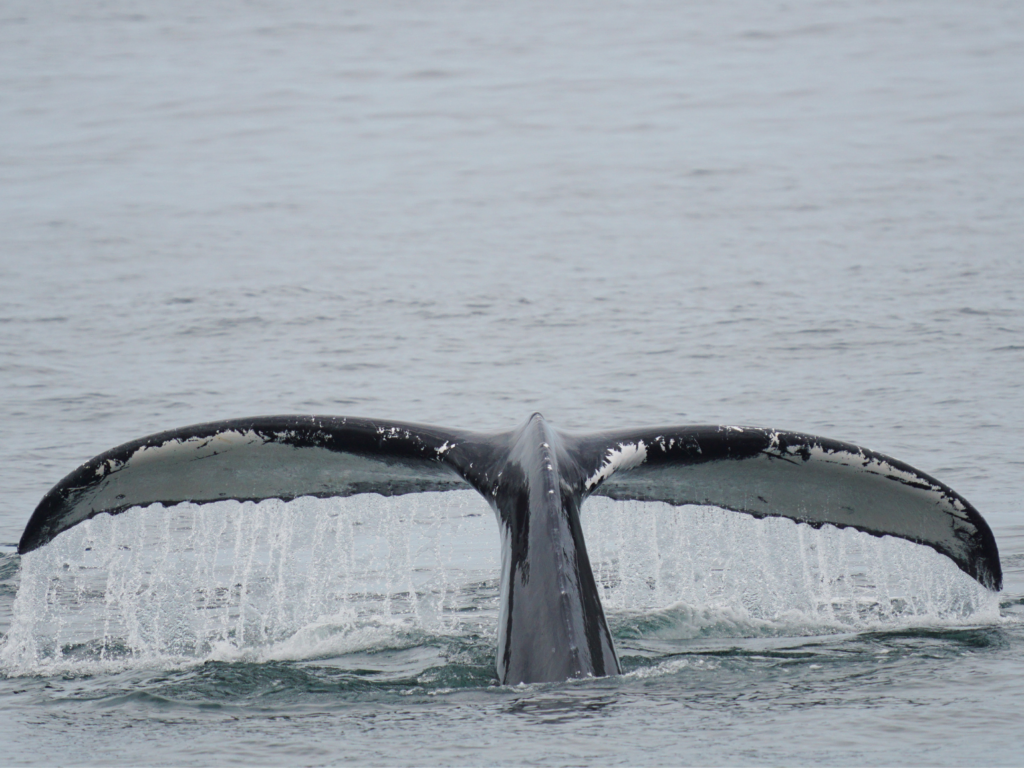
18 413 1002 684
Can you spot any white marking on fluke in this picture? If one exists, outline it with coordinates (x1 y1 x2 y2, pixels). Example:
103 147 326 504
585 440 648 489
128 430 265 467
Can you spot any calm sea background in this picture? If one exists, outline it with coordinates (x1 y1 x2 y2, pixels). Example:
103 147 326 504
1 2 1023 765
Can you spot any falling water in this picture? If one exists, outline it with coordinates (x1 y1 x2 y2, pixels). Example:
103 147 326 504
1 493 999 678
1 492 500 676
582 497 1000 639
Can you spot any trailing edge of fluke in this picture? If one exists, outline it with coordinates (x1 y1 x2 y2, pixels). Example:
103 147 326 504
19 413 1002 684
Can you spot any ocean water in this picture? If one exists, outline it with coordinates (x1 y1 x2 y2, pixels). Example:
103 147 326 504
1 1 1023 765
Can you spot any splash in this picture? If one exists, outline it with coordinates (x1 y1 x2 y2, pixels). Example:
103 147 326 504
0 494 1000 677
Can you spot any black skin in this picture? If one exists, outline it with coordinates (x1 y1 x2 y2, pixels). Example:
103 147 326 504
480 415 619 684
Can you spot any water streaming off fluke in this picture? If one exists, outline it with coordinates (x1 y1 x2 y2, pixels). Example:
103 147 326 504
1 492 998 677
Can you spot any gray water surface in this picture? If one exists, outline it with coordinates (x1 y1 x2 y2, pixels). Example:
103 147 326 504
2 2 1023 765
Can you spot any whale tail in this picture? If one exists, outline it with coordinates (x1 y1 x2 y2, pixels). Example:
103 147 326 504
18 414 1002 683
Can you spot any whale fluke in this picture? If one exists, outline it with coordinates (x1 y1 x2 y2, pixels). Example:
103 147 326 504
574 425 1002 591
18 414 1002 683
18 416 479 555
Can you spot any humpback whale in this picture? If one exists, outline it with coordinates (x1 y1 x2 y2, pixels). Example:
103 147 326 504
18 413 1002 684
